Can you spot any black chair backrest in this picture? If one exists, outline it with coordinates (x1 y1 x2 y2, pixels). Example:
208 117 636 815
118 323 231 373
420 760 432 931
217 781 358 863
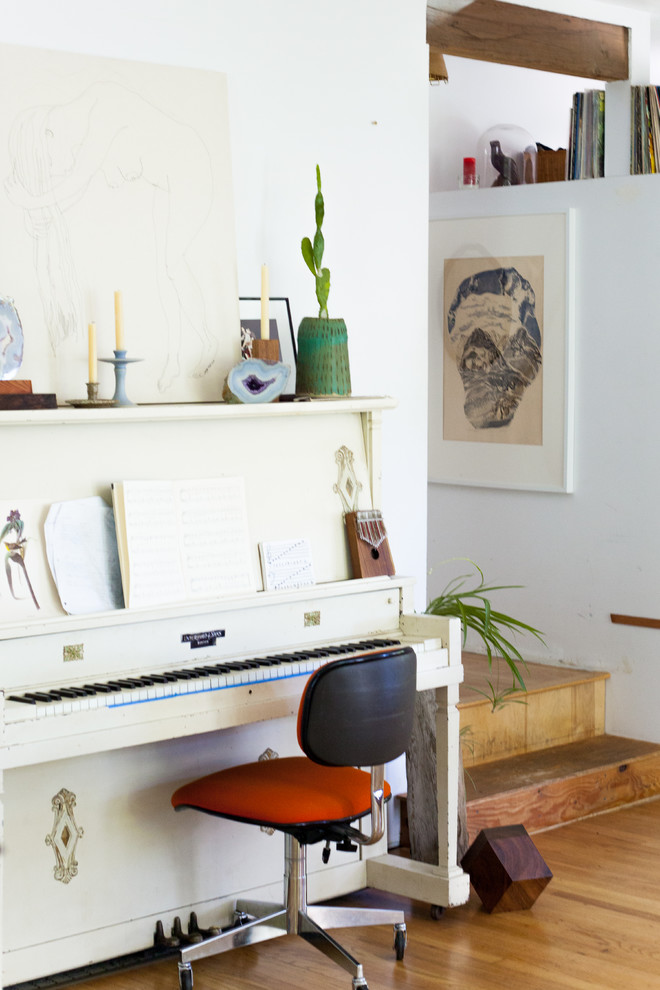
298 646 417 768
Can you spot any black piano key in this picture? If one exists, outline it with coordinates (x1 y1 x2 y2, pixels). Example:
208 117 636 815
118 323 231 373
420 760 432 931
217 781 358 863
7 694 37 705
58 687 95 698
85 683 119 694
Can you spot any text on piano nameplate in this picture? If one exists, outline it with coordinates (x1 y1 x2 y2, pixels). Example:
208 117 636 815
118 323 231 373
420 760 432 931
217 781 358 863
181 629 226 649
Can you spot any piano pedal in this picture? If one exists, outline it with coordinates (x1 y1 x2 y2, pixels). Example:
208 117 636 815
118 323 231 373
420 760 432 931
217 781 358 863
188 910 221 939
171 915 204 944
153 918 180 948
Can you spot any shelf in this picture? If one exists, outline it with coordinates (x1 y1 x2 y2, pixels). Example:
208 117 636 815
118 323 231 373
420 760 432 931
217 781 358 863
0 396 397 427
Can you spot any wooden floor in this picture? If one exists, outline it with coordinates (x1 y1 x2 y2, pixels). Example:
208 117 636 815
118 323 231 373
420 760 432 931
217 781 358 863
70 797 660 990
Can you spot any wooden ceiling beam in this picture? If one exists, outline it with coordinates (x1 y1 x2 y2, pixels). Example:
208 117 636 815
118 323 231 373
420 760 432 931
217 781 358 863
427 0 629 82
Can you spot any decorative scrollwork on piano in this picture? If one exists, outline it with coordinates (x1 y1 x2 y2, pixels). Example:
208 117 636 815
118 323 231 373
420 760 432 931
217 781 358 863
45 788 84 884
333 445 362 515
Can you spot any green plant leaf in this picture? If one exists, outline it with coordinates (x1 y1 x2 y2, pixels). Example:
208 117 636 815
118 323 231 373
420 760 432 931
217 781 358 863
313 229 324 270
316 267 330 315
425 559 545 697
301 237 316 276
315 191 324 230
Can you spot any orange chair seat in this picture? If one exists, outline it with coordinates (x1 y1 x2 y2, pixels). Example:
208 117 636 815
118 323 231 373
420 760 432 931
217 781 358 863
172 756 391 828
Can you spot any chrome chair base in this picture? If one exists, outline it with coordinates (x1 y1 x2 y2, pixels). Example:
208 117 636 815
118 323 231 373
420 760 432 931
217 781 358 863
177 834 407 990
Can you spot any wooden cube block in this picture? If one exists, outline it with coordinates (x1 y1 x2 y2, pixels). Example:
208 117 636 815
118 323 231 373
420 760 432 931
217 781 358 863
461 824 552 913
0 380 32 394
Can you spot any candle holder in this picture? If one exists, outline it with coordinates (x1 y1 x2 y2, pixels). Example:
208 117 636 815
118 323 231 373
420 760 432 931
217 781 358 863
100 350 143 406
66 382 116 408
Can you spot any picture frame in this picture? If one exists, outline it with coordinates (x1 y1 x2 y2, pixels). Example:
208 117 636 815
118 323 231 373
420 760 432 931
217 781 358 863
428 210 575 493
239 296 297 392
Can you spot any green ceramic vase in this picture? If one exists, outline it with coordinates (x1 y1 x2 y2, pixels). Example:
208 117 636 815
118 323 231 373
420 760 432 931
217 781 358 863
295 317 352 396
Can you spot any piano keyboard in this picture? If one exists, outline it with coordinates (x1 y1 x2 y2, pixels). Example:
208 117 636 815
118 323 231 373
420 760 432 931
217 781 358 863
5 638 401 719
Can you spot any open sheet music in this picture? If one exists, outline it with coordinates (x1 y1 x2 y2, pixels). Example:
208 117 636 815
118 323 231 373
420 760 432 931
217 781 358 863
111 478 256 608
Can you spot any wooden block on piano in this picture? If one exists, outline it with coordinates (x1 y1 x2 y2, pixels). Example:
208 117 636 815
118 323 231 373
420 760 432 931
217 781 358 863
345 509 395 579
0 392 57 409
251 338 280 362
461 824 552 913
0 379 32 394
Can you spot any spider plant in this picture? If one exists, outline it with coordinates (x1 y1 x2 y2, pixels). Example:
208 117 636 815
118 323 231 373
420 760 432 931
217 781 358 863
426 561 544 711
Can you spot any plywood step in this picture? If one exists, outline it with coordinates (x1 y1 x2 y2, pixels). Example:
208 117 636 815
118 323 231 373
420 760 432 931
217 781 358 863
459 653 610 767
466 735 660 842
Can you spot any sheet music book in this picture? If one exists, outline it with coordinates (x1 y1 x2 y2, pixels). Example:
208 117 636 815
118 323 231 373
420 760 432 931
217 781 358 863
111 478 256 608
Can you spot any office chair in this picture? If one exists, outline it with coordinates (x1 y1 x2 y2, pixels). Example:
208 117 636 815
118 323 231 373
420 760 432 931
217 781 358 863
171 645 417 990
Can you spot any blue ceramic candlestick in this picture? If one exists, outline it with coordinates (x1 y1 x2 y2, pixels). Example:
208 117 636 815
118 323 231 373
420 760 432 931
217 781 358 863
100 350 143 406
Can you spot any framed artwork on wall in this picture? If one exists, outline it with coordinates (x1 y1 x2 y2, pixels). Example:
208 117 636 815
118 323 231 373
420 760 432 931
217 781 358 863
428 209 575 493
239 296 297 391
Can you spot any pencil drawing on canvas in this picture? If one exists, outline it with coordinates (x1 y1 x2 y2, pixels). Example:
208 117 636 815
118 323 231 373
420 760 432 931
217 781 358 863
0 45 240 404
5 81 217 392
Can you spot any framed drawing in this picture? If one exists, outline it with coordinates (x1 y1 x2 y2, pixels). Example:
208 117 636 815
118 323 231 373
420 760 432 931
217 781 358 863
429 210 574 492
239 297 297 391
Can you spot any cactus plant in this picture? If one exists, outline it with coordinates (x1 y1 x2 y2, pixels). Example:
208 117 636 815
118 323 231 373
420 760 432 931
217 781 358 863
301 165 330 319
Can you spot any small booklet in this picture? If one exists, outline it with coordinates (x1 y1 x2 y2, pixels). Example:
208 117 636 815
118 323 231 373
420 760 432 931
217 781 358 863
111 478 256 609
259 538 315 591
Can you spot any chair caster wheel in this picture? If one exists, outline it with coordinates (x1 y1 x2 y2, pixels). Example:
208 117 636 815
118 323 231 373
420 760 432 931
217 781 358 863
394 922 407 960
430 904 445 920
178 961 193 990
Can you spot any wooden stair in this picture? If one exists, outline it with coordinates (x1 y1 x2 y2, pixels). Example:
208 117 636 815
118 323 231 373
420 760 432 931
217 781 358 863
461 653 660 842
397 652 660 848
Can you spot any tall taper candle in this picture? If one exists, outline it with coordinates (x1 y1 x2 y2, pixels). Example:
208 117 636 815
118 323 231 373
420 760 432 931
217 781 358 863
114 291 125 351
88 322 98 383
260 265 269 339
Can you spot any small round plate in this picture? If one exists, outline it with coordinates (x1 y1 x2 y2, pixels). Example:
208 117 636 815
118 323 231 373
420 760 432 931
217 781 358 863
0 296 24 380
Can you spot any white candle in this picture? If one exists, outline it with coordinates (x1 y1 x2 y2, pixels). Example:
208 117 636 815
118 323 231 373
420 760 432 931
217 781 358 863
114 291 125 351
88 322 97 383
260 265 269 339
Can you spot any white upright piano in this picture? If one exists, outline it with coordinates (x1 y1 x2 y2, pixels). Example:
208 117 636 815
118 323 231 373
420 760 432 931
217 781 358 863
0 397 469 986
